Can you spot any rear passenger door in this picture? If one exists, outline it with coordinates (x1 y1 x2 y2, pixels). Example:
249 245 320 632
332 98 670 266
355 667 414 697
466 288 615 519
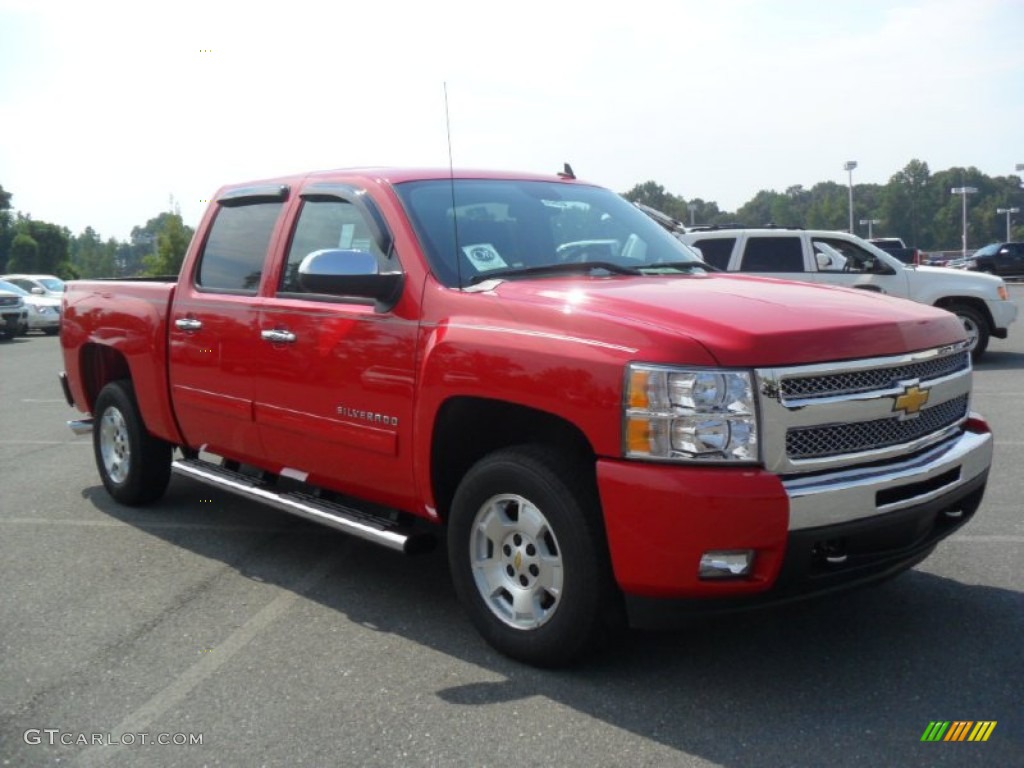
169 188 288 463
735 235 812 282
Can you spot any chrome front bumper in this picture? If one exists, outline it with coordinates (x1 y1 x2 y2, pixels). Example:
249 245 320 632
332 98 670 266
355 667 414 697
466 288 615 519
782 428 992 531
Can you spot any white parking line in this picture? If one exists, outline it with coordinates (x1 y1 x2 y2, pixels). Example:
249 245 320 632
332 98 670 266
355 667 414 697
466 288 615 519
21 398 68 403
74 550 340 768
0 440 88 445
949 535 1024 543
1 517 298 533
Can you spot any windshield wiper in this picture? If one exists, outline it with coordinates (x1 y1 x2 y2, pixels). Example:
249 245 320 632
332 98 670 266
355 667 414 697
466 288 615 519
467 261 643 285
638 260 716 274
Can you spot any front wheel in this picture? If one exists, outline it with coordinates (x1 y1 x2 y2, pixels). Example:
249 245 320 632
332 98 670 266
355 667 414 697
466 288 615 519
93 380 172 505
447 446 624 667
948 303 989 361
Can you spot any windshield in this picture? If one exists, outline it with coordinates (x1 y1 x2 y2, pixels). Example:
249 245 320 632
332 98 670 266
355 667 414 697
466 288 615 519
38 278 65 292
394 179 707 287
0 280 28 296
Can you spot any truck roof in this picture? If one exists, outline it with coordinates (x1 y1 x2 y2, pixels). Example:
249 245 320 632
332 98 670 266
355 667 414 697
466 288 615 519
215 167 589 197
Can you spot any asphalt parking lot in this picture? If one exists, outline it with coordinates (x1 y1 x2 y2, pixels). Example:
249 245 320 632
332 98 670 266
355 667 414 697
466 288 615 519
2 291 1022 768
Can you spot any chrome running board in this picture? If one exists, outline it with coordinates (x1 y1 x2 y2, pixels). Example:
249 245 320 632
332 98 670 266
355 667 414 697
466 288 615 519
171 458 434 555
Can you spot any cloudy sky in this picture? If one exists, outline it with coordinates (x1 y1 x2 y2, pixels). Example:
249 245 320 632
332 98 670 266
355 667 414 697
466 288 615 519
1 0 1022 242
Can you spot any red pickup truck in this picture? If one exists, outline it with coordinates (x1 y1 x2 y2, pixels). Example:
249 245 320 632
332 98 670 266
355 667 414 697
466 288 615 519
59 168 994 666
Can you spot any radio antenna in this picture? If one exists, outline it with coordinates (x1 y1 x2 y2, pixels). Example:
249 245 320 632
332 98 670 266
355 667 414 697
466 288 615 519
443 82 463 289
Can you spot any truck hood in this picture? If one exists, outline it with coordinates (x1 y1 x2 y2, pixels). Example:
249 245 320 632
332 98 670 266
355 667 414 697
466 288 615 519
486 273 965 367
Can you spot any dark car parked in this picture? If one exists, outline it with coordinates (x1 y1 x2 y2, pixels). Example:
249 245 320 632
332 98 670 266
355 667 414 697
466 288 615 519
966 242 1024 278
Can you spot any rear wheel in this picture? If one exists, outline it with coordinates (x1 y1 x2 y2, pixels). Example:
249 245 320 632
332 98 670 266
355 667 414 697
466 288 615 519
447 445 624 667
93 380 172 505
948 303 989 360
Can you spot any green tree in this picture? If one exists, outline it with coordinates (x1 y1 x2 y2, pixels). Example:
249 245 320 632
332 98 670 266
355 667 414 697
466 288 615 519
621 181 690 221
0 183 13 272
70 226 118 277
7 232 39 272
12 216 71 274
142 213 192 276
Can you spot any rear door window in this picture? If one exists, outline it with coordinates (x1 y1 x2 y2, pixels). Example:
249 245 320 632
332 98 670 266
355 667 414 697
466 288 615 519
739 237 805 272
195 202 284 293
689 238 735 269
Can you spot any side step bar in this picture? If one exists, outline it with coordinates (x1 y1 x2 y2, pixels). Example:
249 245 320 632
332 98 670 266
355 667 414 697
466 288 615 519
171 458 434 555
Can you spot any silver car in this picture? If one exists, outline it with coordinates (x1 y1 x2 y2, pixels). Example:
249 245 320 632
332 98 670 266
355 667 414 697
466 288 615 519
0 280 60 335
0 273 65 300
0 289 28 339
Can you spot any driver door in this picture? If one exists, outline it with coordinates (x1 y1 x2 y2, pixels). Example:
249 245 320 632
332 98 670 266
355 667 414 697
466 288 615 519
810 236 908 296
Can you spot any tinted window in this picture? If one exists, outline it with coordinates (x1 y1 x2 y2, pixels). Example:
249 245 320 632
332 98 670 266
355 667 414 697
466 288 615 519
739 237 804 272
280 200 389 294
196 202 283 293
689 238 735 269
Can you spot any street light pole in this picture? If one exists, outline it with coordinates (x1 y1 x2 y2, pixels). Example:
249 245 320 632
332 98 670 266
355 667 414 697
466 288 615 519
951 186 978 256
687 203 698 227
860 218 880 239
844 161 857 233
996 207 1019 242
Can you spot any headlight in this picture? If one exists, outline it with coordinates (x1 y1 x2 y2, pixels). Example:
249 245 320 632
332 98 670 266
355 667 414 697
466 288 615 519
624 364 759 463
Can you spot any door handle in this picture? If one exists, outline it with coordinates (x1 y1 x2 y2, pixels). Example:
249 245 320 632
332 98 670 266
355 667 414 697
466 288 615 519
261 329 296 344
175 317 203 332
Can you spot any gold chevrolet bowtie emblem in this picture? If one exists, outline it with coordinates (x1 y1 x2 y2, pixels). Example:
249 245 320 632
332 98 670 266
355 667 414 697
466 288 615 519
894 384 930 417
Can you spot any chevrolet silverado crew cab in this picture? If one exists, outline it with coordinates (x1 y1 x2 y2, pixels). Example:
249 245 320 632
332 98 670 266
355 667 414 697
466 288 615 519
678 227 1018 359
59 168 994 666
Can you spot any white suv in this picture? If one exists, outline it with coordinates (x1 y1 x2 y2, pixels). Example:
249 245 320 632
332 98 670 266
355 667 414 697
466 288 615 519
678 227 1018 359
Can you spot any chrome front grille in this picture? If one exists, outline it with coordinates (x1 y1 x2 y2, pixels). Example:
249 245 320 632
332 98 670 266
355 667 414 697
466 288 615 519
780 351 969 401
757 343 973 474
786 394 969 459
0 297 19 307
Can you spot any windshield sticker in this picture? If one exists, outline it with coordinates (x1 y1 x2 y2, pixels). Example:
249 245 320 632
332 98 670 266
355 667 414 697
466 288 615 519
463 243 508 272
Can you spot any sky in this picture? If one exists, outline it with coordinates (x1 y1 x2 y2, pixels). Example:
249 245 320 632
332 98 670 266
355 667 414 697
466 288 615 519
1 0 1022 242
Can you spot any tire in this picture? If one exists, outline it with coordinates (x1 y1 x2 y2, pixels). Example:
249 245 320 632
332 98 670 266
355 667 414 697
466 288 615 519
447 445 624 667
948 303 989 361
93 380 172 505
44 327 59 336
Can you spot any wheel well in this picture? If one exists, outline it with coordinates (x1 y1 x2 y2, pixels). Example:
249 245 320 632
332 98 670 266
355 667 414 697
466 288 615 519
934 297 993 330
79 344 130 412
430 397 596 520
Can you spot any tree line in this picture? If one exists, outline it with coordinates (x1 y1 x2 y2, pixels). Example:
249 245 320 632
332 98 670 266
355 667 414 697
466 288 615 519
623 159 1023 251
1 159 1022 279
0 185 193 279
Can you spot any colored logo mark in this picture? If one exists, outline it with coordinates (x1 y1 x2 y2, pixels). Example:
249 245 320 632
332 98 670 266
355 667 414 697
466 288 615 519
921 721 996 742
894 383 929 417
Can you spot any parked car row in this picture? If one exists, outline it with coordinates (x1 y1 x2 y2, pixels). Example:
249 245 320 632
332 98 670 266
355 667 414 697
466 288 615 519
0 273 64 339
